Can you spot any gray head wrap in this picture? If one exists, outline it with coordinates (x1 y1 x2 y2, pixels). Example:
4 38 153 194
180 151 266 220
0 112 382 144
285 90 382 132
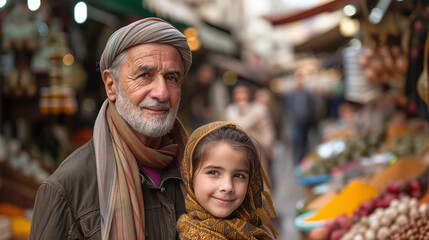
99 17 192 77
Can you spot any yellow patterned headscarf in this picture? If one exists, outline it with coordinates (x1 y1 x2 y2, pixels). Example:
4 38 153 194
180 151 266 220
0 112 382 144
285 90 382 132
177 121 278 239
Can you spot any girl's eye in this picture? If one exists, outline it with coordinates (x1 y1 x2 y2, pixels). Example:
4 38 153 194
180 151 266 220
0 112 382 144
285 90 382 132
234 174 247 179
208 170 219 175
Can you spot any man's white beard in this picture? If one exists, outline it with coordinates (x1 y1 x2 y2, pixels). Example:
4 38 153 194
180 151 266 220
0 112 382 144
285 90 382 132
115 87 179 138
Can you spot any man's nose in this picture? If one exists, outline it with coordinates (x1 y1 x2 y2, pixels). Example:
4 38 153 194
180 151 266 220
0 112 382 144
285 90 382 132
149 75 169 102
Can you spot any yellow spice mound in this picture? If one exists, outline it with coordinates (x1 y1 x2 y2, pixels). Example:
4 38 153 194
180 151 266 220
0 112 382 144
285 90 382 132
306 180 379 221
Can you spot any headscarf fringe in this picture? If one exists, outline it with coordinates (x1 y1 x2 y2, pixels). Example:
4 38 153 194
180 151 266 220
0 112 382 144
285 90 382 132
262 190 277 218
261 165 271 190
257 207 279 238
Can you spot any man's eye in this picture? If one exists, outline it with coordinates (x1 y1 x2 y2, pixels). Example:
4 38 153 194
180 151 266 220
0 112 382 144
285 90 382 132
166 75 178 82
140 72 150 78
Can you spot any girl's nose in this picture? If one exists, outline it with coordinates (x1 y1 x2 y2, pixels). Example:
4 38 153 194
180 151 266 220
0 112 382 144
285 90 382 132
219 177 234 193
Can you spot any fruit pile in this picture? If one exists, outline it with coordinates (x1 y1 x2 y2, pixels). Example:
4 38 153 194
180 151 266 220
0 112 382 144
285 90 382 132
353 179 423 219
308 214 353 240
341 197 427 240
386 208 429 239
307 178 423 240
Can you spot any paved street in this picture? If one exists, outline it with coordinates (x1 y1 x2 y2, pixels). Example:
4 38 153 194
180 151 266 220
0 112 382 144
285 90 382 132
270 123 321 239
271 140 307 240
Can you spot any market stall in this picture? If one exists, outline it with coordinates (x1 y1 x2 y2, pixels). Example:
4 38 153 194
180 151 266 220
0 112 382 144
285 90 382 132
292 1 429 239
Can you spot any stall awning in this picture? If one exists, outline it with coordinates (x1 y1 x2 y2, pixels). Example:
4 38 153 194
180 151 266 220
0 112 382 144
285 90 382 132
85 0 192 29
207 54 268 84
294 25 352 54
263 0 359 25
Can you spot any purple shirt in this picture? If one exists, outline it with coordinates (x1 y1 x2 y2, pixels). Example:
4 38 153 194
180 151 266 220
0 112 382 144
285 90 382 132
139 164 162 187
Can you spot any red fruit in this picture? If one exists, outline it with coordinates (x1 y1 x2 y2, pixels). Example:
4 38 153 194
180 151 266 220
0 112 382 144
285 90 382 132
309 226 330 240
387 181 399 194
323 219 339 232
410 179 421 191
360 200 374 212
358 208 370 217
411 190 422 199
387 180 408 194
336 214 353 229
382 193 397 205
374 198 389 209
329 228 347 240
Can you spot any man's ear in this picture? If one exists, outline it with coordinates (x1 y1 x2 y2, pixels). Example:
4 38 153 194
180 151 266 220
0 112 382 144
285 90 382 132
103 70 117 101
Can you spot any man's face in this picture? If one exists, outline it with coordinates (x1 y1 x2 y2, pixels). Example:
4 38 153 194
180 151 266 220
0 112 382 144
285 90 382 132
114 43 184 137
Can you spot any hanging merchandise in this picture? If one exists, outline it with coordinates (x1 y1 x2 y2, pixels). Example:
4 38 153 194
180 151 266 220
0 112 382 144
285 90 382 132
1 3 39 98
417 28 429 112
39 19 77 116
357 39 408 87
404 0 429 118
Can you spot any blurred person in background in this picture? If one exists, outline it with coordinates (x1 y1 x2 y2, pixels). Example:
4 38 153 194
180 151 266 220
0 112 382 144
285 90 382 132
283 73 316 167
225 84 275 180
181 61 229 130
255 87 284 141
30 18 192 240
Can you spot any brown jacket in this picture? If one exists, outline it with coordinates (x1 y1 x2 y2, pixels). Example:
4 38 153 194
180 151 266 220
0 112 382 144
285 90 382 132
29 139 186 240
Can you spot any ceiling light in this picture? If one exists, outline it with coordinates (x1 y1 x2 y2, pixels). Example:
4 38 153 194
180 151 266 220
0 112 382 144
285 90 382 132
74 1 87 24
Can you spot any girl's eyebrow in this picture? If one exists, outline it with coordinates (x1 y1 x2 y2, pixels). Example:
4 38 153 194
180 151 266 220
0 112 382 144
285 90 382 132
236 169 249 174
203 165 223 170
203 165 249 173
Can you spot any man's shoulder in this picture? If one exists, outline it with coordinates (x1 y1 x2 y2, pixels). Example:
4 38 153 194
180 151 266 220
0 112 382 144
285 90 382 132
44 139 97 192
33 139 100 239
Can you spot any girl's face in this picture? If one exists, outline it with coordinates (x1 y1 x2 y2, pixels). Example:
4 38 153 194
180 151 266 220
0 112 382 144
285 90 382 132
192 142 249 218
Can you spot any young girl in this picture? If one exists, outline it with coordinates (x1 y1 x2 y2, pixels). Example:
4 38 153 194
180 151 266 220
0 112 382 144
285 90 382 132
177 121 278 239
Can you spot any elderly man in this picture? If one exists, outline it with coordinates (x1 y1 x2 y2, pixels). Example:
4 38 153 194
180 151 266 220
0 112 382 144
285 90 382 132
30 18 191 240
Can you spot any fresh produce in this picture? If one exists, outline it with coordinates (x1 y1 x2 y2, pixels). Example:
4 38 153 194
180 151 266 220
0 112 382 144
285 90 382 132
385 208 429 239
309 214 353 240
341 196 427 240
385 133 427 157
308 226 330 240
354 178 423 219
302 129 386 176
308 178 424 240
